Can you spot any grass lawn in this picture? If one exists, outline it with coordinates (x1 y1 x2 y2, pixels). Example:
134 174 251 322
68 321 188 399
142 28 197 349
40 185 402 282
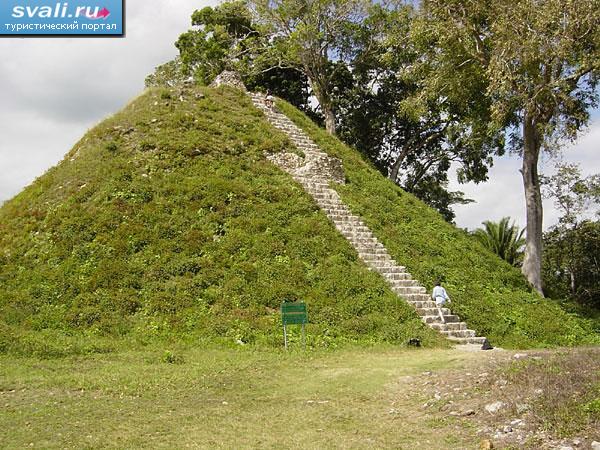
1 346 485 449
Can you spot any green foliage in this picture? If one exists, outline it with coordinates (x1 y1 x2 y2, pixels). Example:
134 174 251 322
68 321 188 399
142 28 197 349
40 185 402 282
542 163 600 228
251 0 372 133
542 164 600 313
334 3 490 222
0 85 444 356
543 221 600 311
411 0 600 291
585 397 600 416
276 98 599 349
473 217 525 266
145 58 188 88
176 1 259 84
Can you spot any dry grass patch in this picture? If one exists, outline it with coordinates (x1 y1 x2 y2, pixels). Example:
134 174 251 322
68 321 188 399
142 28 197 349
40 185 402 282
490 347 600 443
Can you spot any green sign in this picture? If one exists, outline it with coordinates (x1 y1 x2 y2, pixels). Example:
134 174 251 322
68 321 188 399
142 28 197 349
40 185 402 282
281 302 307 325
281 301 307 349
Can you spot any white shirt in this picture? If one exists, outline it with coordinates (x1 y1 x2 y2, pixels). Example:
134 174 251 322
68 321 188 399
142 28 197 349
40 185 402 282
432 285 450 301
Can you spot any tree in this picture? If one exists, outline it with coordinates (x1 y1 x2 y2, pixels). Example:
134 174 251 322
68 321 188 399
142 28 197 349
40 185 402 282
331 4 491 221
542 163 600 230
542 163 600 296
176 1 260 84
473 217 525 266
145 58 188 88
333 64 478 221
172 2 314 113
414 0 600 293
250 0 372 134
543 221 600 308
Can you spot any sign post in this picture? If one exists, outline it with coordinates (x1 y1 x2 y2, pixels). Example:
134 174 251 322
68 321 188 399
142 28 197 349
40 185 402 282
280 301 307 350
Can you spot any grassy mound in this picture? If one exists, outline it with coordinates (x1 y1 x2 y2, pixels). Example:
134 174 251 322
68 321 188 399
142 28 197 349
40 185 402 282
0 86 443 357
277 100 600 349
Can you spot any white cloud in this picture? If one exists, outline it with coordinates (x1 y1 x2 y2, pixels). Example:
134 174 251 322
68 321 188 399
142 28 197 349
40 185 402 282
0 0 212 202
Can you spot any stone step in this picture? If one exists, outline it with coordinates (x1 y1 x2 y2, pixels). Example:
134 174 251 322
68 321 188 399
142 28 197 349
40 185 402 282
383 272 412 281
369 263 406 272
430 322 467 331
274 124 298 131
354 244 386 253
345 236 380 245
447 336 487 345
322 207 352 215
296 151 324 159
320 200 349 206
401 293 432 302
394 286 427 295
389 279 419 287
328 212 362 220
311 188 340 194
304 182 337 189
441 329 476 339
306 188 337 195
354 246 387 254
294 146 324 154
310 188 340 195
288 136 316 145
354 244 387 253
313 190 342 197
415 307 451 316
323 205 358 217
326 211 355 218
314 197 343 205
421 314 460 324
301 181 330 187
340 232 375 241
343 235 377 243
292 142 320 150
276 127 303 134
406 300 437 308
334 221 369 228
329 215 364 224
317 201 347 209
338 227 373 235
282 129 309 136
358 253 395 262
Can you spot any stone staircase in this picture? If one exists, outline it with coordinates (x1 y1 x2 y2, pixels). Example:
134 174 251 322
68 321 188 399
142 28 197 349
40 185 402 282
249 91 486 346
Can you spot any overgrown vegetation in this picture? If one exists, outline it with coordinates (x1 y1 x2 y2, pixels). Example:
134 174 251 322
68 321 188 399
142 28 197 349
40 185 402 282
168 0 600 293
276 98 600 348
0 85 597 356
0 86 443 357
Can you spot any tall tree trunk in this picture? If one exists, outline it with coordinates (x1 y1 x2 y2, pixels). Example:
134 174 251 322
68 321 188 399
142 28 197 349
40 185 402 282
307 75 336 135
521 114 544 295
388 146 410 183
323 104 336 135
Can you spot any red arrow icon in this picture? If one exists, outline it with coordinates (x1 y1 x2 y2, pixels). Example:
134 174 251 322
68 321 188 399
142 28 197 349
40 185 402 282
88 7 110 19
96 7 110 19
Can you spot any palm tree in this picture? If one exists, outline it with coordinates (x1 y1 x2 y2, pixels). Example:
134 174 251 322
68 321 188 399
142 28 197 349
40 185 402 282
473 217 525 266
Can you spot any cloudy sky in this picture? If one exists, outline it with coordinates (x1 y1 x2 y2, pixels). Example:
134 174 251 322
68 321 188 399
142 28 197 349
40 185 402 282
0 1 598 231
